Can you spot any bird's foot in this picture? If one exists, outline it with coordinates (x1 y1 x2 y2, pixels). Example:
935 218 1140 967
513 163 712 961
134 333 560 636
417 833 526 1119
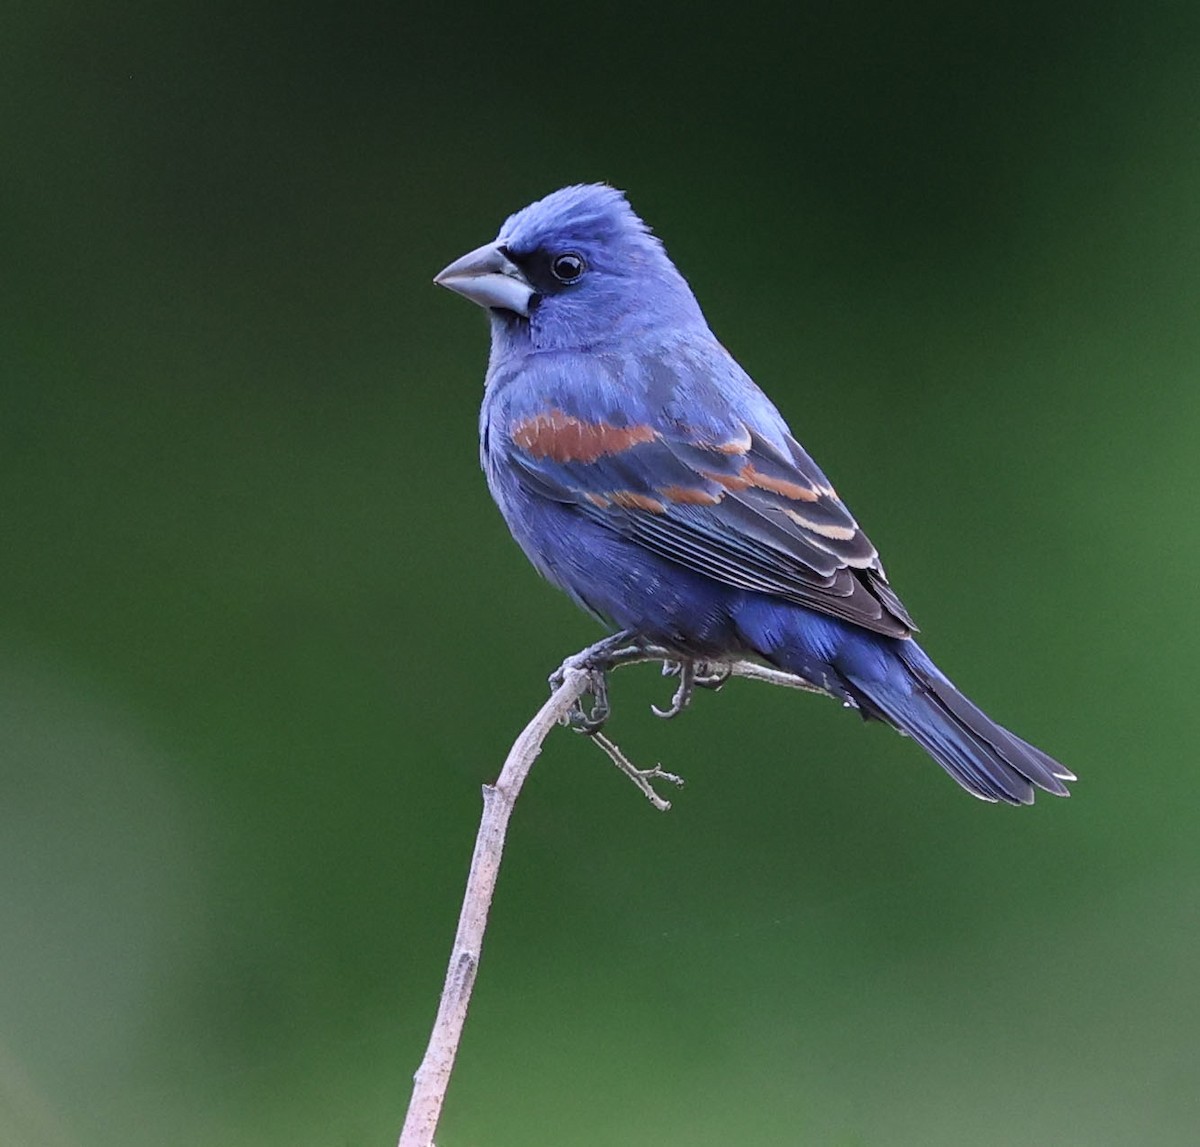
591 731 685 812
652 659 732 719
548 630 637 691
566 667 611 734
550 630 648 735
652 659 696 720
549 633 693 810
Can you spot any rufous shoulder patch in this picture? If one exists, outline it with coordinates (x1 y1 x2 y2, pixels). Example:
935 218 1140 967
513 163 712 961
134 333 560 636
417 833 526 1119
512 408 659 463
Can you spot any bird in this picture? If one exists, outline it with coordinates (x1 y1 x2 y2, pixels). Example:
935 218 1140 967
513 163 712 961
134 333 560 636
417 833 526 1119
434 184 1073 805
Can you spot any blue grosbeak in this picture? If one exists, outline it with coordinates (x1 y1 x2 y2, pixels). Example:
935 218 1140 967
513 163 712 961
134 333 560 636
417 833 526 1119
435 185 1072 805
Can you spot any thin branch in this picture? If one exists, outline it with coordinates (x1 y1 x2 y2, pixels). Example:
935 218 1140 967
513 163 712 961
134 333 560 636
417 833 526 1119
591 730 685 811
397 665 590 1147
397 649 825 1147
725 658 832 696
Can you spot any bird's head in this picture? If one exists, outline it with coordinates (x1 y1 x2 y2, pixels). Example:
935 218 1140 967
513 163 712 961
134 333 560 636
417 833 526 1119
434 184 706 354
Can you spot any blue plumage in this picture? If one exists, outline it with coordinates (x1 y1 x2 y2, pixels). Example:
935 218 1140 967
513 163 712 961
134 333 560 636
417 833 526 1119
435 184 1073 805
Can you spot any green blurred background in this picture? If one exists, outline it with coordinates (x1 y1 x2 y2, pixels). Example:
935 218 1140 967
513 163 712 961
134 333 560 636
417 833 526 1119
3 2 1199 1144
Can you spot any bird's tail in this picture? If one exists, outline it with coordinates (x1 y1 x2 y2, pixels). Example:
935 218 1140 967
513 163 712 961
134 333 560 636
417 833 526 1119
841 641 1074 805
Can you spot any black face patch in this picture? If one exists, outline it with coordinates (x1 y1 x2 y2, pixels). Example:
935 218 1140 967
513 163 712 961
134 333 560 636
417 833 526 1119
503 245 587 296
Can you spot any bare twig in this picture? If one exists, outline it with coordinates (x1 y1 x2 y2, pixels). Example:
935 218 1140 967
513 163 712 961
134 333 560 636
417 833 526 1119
726 659 832 697
397 648 825 1147
591 730 685 811
397 665 591 1147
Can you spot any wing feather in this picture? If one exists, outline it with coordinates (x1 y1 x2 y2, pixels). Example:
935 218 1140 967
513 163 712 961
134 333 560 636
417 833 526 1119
493 351 917 638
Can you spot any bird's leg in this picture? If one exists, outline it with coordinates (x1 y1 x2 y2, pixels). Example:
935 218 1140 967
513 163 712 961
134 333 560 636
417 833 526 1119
553 633 733 730
548 630 638 691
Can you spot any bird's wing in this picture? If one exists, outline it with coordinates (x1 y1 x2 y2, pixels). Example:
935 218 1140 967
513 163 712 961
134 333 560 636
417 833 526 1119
493 355 917 639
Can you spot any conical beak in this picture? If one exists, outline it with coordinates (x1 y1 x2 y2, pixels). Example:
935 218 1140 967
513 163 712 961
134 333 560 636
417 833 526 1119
433 242 536 317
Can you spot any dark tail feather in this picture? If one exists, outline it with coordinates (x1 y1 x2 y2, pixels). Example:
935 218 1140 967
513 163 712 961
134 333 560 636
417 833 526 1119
845 644 1075 805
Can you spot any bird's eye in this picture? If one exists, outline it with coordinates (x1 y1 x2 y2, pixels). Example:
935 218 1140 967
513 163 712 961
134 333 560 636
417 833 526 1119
550 252 586 284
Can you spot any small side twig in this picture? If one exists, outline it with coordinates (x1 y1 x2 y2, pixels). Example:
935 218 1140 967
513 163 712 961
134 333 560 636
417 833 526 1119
591 730 685 811
397 646 825 1147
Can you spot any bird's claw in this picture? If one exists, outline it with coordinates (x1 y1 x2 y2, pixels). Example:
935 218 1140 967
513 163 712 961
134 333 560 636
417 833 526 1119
651 659 731 720
553 641 733 729
694 662 731 691
566 668 611 734
652 660 696 720
550 630 642 736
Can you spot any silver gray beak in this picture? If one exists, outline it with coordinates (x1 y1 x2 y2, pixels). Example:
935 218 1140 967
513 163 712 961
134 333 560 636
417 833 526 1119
433 242 536 318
